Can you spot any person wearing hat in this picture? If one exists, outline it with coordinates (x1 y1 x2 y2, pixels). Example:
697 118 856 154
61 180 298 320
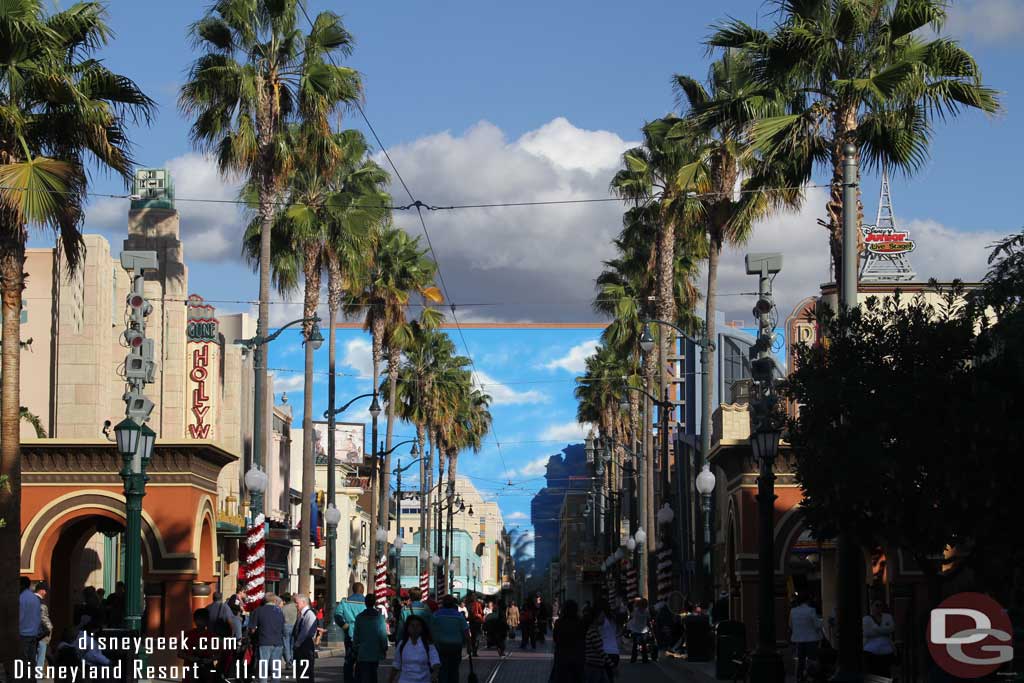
389 614 440 683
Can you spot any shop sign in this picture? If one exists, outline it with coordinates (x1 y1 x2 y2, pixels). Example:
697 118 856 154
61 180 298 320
186 293 219 342
189 344 212 439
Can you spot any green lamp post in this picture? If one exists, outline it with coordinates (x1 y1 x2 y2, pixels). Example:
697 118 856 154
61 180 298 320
115 418 156 634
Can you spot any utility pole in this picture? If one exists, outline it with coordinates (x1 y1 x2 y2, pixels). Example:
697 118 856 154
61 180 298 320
117 251 159 636
832 142 864 682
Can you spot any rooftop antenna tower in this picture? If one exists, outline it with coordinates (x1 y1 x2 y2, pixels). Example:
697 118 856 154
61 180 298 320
859 166 916 282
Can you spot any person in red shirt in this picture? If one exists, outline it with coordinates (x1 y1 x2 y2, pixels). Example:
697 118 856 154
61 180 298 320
465 593 484 656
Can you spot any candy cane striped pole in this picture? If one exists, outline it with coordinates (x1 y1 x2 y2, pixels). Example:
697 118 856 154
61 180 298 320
243 513 266 609
375 555 389 608
420 569 430 600
656 543 673 603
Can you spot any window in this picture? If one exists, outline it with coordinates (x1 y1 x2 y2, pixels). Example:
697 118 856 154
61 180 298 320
722 337 752 403
399 556 418 577
452 557 462 575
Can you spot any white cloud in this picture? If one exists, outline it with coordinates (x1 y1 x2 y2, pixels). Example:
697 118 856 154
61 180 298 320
945 0 1024 45
506 511 529 521
711 185 1001 322
472 369 547 405
381 118 635 322
539 420 590 443
271 372 305 393
86 153 245 263
342 338 374 379
518 456 551 477
544 339 599 373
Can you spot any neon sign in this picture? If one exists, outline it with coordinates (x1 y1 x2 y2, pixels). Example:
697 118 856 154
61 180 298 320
189 344 212 439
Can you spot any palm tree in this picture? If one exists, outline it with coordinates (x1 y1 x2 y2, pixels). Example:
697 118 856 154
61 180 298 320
708 0 1001 282
180 2 361 547
666 52 800 476
345 225 441 536
0 1 153 667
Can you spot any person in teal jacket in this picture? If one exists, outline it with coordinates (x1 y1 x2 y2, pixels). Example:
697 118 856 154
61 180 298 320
397 588 433 642
353 594 389 683
335 582 366 683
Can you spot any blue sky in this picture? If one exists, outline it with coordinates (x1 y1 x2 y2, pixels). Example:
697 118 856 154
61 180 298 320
38 0 1024 532
266 324 605 529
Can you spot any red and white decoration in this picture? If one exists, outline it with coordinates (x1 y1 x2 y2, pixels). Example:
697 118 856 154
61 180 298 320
419 570 430 600
625 561 638 601
242 513 266 609
655 543 673 603
375 555 388 608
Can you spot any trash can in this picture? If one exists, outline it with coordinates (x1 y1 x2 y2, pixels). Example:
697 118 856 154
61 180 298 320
684 613 713 661
714 620 746 680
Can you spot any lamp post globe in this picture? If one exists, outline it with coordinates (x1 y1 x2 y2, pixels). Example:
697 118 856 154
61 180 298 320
306 323 324 351
114 418 141 462
696 464 716 496
634 527 647 546
639 324 656 354
325 503 342 528
585 430 596 463
369 396 382 419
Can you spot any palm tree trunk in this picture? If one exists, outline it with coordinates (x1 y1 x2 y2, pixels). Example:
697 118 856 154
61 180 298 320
379 354 399 534
436 439 447 590
298 248 322 595
369 317 384 564
0 228 25 678
828 111 863 284
417 422 428 574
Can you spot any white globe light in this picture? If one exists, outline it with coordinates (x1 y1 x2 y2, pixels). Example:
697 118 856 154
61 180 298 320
613 548 624 561
394 536 405 551
635 527 647 545
696 463 717 496
657 503 675 526
431 554 442 566
420 548 431 561
244 466 268 494
626 536 637 551
324 503 342 527
376 527 388 542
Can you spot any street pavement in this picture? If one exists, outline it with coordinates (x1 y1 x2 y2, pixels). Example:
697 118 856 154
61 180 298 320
312 634 789 683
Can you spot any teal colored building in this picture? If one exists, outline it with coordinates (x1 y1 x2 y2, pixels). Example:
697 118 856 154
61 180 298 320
398 529 483 598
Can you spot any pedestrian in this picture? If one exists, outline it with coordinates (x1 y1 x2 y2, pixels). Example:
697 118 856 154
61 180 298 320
353 594 389 683
484 601 509 656
596 604 620 681
583 607 612 683
466 593 484 656
789 594 822 682
250 593 286 683
292 594 319 682
281 593 298 664
519 601 537 649
19 576 42 683
207 591 232 630
335 582 366 683
862 600 896 677
552 600 585 683
179 609 215 682
535 595 550 643
432 595 470 683
627 598 652 664
398 588 434 642
227 600 244 640
34 581 51 671
389 614 441 683
506 600 520 640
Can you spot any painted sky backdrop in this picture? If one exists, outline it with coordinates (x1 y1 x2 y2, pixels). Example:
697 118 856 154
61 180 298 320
266 324 607 532
32 1 1024 541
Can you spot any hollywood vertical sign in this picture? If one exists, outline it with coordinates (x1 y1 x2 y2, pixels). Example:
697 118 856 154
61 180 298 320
186 294 219 440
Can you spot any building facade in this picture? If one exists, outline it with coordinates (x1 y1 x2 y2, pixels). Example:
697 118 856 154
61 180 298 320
18 170 292 656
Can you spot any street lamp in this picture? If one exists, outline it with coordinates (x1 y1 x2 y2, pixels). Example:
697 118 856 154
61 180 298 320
695 464 716 605
235 314 323 517
115 418 155 634
244 464 269 521
640 324 656 354
323 503 342 642
749 425 782 680
390 443 423 580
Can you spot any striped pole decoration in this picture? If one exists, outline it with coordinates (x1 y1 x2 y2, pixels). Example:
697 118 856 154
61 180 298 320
242 513 266 609
375 555 388 608
655 543 673 603
420 569 430 599
625 560 638 601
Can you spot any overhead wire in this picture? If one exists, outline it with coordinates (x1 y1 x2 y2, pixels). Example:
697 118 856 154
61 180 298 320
295 3 515 479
